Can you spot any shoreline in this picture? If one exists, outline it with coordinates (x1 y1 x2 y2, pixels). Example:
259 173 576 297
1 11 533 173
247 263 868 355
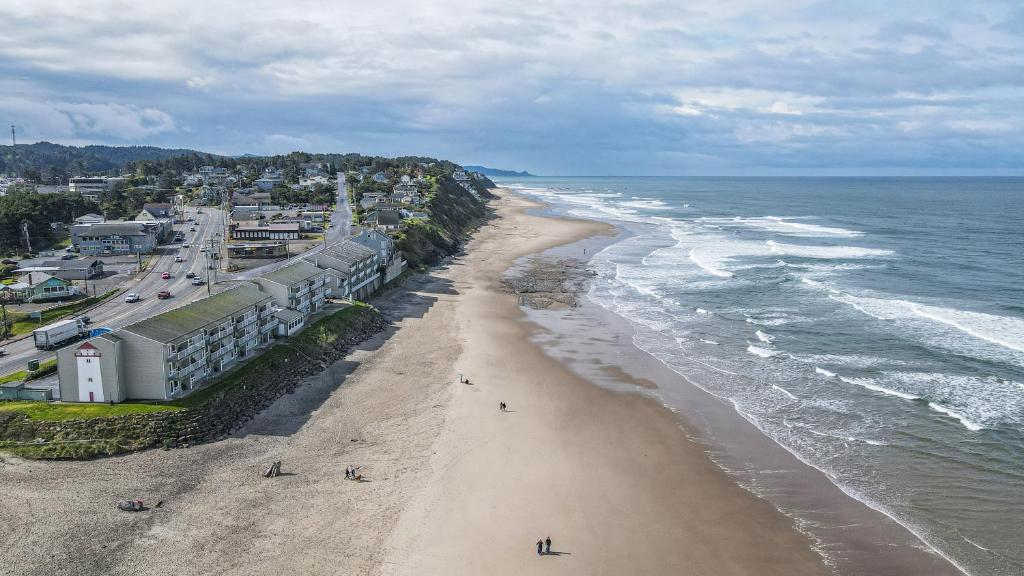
379 190 828 574
507 188 967 576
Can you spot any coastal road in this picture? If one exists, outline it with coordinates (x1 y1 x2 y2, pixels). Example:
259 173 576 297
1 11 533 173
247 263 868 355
0 207 225 376
2 174 352 377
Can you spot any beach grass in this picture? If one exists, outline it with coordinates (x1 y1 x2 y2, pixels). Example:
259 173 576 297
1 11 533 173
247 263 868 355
0 399 180 421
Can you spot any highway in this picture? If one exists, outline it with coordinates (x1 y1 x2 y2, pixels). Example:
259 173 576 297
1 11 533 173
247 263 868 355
0 207 226 376
0 176 353 378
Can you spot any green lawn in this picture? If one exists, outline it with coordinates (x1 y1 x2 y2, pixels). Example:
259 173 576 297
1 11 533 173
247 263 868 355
0 358 57 384
8 289 117 336
0 400 180 421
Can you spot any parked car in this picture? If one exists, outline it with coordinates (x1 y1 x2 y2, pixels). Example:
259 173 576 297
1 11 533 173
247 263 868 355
174 255 184 262
2 258 18 265
125 293 140 303
161 272 171 279
157 290 171 299
190 227 196 232
185 272 196 279
191 277 204 286
61 253 76 260
182 243 190 248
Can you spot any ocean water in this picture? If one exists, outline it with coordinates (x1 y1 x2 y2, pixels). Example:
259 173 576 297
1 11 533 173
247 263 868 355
498 177 1024 576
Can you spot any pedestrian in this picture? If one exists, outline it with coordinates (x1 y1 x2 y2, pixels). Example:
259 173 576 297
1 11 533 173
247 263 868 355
537 539 544 555
345 465 351 479
545 536 551 554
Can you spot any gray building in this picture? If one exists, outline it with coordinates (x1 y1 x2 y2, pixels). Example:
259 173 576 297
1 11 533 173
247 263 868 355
57 283 278 402
40 258 105 280
253 260 327 316
305 241 380 300
71 221 162 255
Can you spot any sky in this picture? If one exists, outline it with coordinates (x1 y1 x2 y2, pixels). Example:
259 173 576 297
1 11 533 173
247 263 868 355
1 0 1022 175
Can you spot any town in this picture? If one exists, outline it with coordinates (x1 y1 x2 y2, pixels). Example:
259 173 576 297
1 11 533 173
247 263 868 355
0 144 493 407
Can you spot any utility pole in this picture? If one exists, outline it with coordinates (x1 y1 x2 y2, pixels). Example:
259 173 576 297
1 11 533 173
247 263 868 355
10 125 17 178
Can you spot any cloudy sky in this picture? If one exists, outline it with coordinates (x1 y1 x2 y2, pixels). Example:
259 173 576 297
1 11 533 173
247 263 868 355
1 0 1022 175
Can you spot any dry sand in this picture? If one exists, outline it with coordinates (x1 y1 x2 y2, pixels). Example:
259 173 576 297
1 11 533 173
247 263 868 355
0 190 827 576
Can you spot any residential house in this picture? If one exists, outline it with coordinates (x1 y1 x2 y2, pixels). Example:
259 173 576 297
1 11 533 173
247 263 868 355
73 213 105 225
253 260 327 317
1 272 76 303
136 202 174 221
363 209 401 232
372 171 388 183
56 283 278 402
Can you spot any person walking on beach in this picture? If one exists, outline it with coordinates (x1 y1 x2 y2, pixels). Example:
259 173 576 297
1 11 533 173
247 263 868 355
537 539 544 555
545 537 551 554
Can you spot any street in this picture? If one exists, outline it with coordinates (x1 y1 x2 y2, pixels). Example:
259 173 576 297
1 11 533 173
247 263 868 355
1 176 353 378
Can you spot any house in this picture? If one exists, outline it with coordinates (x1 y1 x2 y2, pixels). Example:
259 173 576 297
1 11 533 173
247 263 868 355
359 192 386 210
363 209 401 232
39 258 105 280
136 202 174 221
452 170 470 182
74 213 105 225
372 171 388 183
231 208 264 222
253 260 327 316
56 283 278 402
231 223 302 240
304 240 380 300
71 221 162 255
233 191 273 207
226 242 289 259
299 175 330 188
3 272 76 303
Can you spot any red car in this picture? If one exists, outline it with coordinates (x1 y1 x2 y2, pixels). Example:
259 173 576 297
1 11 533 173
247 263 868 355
161 272 171 279
157 290 171 300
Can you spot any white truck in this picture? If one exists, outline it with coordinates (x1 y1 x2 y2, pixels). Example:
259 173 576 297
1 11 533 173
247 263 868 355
33 317 88 350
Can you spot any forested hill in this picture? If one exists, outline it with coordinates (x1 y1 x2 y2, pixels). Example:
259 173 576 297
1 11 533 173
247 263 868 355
0 141 211 181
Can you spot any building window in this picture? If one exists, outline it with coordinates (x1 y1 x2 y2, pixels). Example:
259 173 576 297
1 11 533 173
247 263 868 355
87 377 93 382
86 359 91 363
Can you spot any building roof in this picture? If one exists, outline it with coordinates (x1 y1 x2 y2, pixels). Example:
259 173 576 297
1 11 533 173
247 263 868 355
234 223 300 232
366 210 401 226
121 283 270 344
41 258 102 270
274 308 305 323
143 202 172 212
258 260 322 287
72 222 152 237
323 240 376 265
74 213 104 222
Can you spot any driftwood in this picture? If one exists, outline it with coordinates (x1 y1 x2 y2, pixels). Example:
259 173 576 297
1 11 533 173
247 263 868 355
262 460 282 478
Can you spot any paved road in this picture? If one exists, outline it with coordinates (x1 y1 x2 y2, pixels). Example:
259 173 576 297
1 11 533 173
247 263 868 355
2 177 353 378
0 207 225 376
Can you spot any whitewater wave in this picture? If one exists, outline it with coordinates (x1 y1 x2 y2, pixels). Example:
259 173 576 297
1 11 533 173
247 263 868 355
688 247 734 278
755 330 774 344
838 376 920 401
773 384 798 400
700 216 864 237
766 240 893 260
747 344 778 358
928 402 983 432
815 367 836 378
830 293 1024 357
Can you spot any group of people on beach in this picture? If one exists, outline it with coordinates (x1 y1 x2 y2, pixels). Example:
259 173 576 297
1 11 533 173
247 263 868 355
536 537 552 555
344 465 361 481
498 401 508 412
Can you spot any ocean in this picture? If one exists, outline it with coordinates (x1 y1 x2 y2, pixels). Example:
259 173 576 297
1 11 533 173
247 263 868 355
496 177 1024 576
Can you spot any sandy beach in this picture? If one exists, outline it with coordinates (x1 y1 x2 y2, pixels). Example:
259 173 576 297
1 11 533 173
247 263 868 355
0 190 826 576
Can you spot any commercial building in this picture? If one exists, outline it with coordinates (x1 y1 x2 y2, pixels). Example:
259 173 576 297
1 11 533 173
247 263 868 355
57 283 278 402
38 258 105 280
226 242 289 259
253 260 327 316
71 221 163 255
68 177 123 202
231 223 302 240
